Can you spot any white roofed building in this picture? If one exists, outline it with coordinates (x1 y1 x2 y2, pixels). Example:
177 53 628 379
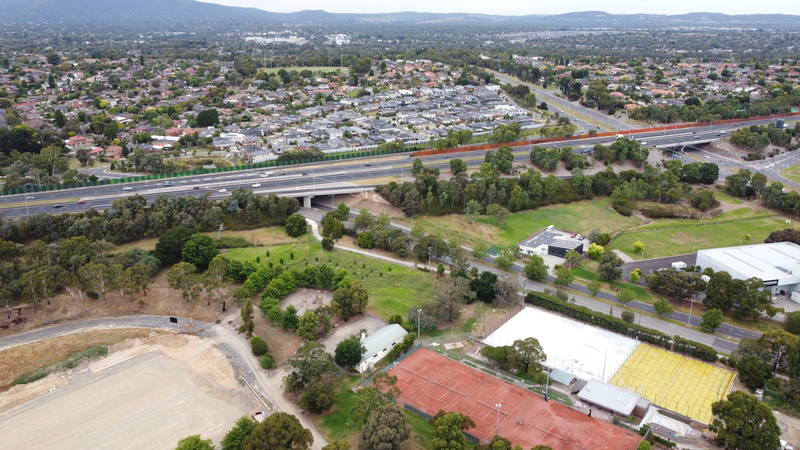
356 324 408 373
696 242 800 296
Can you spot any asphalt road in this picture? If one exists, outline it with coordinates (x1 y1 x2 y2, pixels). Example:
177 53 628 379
489 70 635 132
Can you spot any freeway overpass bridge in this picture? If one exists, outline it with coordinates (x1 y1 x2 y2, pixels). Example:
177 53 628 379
268 184 376 208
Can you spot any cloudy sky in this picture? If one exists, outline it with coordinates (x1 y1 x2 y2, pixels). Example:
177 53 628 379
198 0 800 16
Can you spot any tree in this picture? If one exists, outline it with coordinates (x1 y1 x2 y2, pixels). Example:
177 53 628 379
411 158 424 175
492 274 521 308
597 252 624 282
182 234 219 271
299 380 337 414
450 158 467 175
494 245 518 270
196 108 220 127
703 271 735 312
636 442 652 450
360 403 411 450
509 337 546 374
587 280 602 296
175 435 214 450
282 305 300 330
471 271 498 303
701 308 723 332
242 412 313 450
78 262 112 303
621 310 635 323
352 387 390 423
654 299 674 316
617 290 634 305
524 255 549 280
297 310 320 341
240 299 255 339
285 342 340 392
323 441 351 450
554 266 574 287
738 355 770 390
710 391 780 450
154 226 198 266
786 311 800 334
221 416 257 450
332 280 369 321
207 255 233 310
435 277 475 322
633 241 645 254
430 411 476 450
563 249 582 269
168 262 202 303
474 435 522 450
334 335 365 371
285 213 308 237
322 215 345 240
587 243 604 260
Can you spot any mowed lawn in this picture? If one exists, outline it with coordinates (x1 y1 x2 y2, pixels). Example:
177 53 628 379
608 210 795 258
223 236 437 320
781 162 800 184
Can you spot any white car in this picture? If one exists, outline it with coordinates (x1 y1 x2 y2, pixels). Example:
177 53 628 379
218 188 227 193
123 187 133 191
252 183 261 188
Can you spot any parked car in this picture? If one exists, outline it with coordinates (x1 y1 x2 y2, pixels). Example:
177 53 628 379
571 233 578 238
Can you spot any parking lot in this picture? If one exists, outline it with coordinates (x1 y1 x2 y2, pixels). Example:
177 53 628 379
621 253 698 283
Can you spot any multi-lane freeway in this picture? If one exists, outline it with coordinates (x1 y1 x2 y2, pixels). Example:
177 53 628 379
0 118 792 219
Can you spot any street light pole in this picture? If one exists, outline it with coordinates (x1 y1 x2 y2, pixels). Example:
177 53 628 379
24 196 30 216
688 294 694 326
495 403 502 436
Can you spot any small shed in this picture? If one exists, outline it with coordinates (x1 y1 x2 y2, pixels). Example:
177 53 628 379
549 368 577 389
356 324 408 373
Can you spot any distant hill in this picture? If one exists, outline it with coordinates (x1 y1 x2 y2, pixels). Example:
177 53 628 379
1 0 798 28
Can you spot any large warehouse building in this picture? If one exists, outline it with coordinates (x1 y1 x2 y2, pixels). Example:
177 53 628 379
696 242 800 295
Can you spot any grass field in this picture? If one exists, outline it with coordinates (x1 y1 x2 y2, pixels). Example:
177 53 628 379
608 210 794 258
781 163 800 184
406 199 642 250
224 236 437 320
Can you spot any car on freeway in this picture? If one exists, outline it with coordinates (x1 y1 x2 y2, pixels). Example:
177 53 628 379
278 171 288 175
77 200 86 204
53 204 64 208
218 188 227 193
163 181 173 186
252 183 261 188
193 186 200 190
123 186 133 191
364 163 372 166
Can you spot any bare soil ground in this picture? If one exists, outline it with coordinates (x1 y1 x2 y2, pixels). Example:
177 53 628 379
0 270 226 339
252 306 304 366
0 328 155 387
333 192 406 218
708 138 787 161
282 288 334 316
0 333 253 450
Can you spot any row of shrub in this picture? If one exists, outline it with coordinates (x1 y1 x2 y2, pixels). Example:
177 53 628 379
524 292 718 362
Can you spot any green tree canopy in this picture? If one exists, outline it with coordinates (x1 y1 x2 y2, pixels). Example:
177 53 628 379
242 412 313 450
710 391 780 450
360 403 411 450
175 435 214 450
181 233 220 271
221 416 257 450
154 226 197 266
334 335 365 371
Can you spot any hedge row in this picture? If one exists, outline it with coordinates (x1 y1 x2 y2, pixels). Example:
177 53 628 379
524 292 718 362
1 145 417 196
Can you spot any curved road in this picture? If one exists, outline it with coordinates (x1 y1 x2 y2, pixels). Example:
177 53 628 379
0 315 329 450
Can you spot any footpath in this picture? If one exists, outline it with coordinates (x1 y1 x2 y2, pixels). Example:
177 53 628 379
301 208 749 354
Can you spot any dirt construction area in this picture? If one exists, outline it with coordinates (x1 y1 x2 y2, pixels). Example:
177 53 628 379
0 333 254 449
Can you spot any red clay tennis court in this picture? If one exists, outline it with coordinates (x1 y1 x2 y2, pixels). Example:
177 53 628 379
388 348 642 450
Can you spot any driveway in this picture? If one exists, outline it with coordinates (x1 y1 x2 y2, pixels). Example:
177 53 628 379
321 316 387 354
